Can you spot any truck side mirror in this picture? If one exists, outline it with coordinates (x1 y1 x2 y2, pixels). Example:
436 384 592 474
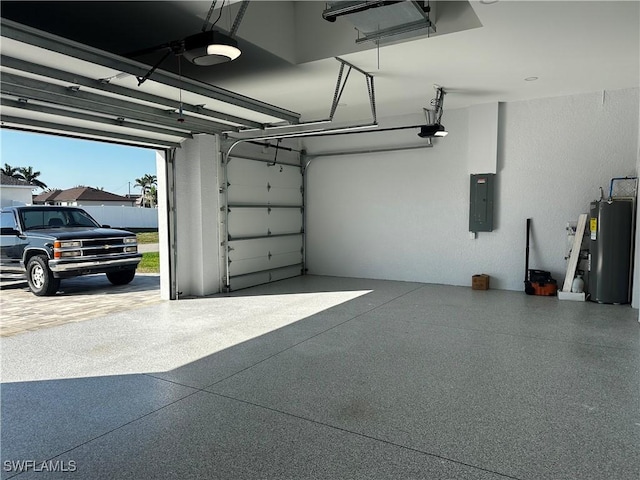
0 227 20 236
102 224 111 228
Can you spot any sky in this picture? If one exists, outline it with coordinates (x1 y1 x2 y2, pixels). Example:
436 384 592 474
1 130 158 197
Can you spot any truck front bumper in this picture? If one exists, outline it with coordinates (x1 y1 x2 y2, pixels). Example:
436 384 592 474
48 254 142 278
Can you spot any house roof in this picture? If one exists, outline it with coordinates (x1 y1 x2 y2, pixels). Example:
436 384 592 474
32 189 63 202
33 186 131 203
1 173 32 188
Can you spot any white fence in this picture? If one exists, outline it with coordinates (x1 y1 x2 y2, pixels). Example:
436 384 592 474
82 206 158 230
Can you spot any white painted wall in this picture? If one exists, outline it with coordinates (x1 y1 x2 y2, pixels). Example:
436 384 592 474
305 88 639 294
0 186 33 207
156 150 171 301
172 135 221 297
61 200 134 207
81 206 158 229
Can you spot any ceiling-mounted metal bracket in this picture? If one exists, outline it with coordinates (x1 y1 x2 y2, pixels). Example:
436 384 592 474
330 57 377 123
225 57 378 142
429 85 446 124
230 1 250 37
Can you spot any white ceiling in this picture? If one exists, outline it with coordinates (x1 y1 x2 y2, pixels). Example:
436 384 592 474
1 1 639 126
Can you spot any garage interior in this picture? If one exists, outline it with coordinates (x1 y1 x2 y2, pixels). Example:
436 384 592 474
1 1 639 479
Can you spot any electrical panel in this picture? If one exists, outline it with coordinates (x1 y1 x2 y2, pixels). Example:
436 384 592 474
469 174 495 232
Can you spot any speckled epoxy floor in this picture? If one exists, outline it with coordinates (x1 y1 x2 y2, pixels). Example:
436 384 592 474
1 275 639 480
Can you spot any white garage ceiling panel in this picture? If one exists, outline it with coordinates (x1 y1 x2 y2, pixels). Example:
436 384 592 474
0 19 300 149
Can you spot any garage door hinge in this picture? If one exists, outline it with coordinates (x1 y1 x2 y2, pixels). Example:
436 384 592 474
268 251 272 260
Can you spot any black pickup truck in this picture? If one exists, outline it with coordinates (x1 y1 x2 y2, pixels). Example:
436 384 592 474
0 206 142 296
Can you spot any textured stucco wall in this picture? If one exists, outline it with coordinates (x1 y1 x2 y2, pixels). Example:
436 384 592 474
305 88 639 293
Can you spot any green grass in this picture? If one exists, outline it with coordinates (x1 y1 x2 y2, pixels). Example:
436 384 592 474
138 252 159 273
136 231 159 244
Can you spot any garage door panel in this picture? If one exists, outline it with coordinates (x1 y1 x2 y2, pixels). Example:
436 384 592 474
229 250 303 277
228 208 303 238
225 144 304 291
230 236 302 258
229 236 303 276
265 165 303 189
227 160 302 206
227 160 302 187
229 265 303 291
227 184 302 206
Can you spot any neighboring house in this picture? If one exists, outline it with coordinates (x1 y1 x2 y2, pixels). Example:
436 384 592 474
0 173 34 207
32 186 135 207
124 193 145 207
32 189 63 205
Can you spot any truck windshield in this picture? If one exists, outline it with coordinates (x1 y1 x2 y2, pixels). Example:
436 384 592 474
20 208 101 230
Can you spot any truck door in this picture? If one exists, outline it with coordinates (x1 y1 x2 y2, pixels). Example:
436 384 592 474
0 210 28 271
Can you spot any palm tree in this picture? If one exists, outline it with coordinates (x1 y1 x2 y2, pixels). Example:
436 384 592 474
1 163 22 178
148 185 158 208
134 174 157 208
17 166 47 189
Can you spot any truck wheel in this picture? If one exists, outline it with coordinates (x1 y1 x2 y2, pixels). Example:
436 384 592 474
26 255 60 296
106 269 136 286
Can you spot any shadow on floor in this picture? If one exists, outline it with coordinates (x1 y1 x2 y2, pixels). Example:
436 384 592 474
1 276 638 479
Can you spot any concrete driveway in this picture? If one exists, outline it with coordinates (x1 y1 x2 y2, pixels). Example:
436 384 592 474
0 272 162 337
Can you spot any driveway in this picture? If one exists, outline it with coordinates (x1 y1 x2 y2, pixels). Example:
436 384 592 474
137 243 159 253
0 273 162 337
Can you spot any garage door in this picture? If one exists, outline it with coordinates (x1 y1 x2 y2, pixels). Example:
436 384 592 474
0 18 299 150
1 18 302 299
224 140 304 291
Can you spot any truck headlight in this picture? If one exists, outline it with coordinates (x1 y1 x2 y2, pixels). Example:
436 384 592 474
54 240 82 248
124 246 138 253
123 237 137 244
59 250 81 258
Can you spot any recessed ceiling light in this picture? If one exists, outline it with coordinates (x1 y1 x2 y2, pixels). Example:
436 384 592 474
479 0 499 4
525 76 539 82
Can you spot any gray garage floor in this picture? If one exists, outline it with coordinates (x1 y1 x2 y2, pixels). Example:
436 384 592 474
1 275 638 480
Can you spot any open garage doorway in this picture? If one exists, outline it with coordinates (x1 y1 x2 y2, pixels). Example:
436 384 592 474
0 129 163 336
